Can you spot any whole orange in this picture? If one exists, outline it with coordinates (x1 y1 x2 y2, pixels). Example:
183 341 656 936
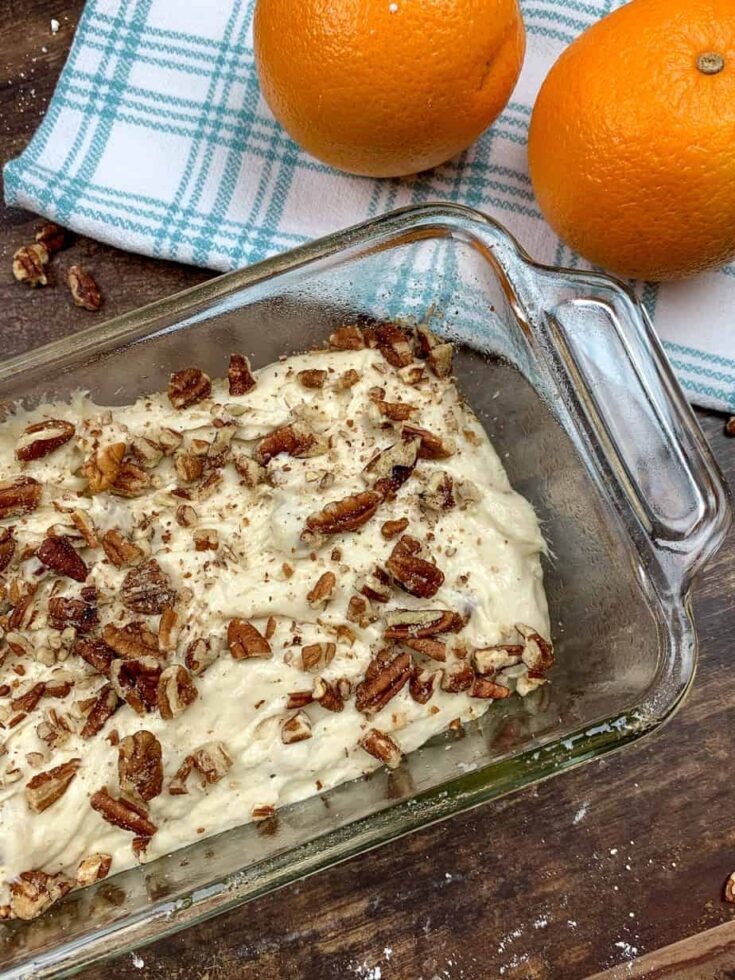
253 0 525 178
528 0 735 281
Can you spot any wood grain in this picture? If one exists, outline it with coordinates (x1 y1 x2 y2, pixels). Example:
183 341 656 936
1 5 735 978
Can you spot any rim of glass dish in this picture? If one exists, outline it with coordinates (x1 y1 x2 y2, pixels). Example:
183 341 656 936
1 202 729 979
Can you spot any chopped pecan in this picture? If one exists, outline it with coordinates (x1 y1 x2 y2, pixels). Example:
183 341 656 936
281 711 312 744
158 604 179 653
16 419 75 461
45 673 74 698
409 666 438 704
287 690 314 709
84 442 126 493
416 325 453 378
121 560 176 615
67 265 102 311
375 400 415 423
304 490 382 541
384 609 464 640
473 645 523 675
363 437 419 498
375 323 413 368
12 243 49 287
168 367 212 409
359 728 402 769
471 677 512 699
69 509 99 548
25 758 81 813
175 503 198 527
234 454 266 486
158 428 183 455
76 853 112 887
101 529 144 567
185 637 218 675
129 436 163 469
346 594 375 627
10 870 72 920
255 422 325 464
0 475 42 518
11 681 46 713
402 425 455 460
110 657 161 715
227 618 272 659
228 353 256 395
175 452 204 484
337 368 360 389
517 624 555 672
726 871 735 903
118 730 163 802
0 527 15 572
386 535 444 599
35 222 66 254
75 637 116 675
329 324 365 350
81 683 120 738
37 535 88 582
297 368 327 389
90 787 157 837
355 650 412 715
111 461 150 498
419 472 456 512
193 528 218 551
8 591 35 631
300 642 336 672
157 664 198 720
441 662 475 693
36 706 74 748
381 517 409 540
103 622 159 659
169 741 232 795
251 804 276 822
405 637 447 661
312 677 344 712
307 570 336 608
360 566 392 603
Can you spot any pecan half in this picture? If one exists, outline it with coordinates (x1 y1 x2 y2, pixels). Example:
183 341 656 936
297 369 327 389
0 476 42 518
381 517 409 540
386 535 444 599
471 677 512 699
169 741 232 795
16 419 75 461
255 422 325 464
329 324 365 350
37 535 88 582
185 637 219 675
416 325 453 378
409 666 438 704
304 490 382 540
76 853 112 887
111 461 150 498
281 711 313 744
405 637 447 661
517 624 555 673
12 243 49 287
441 662 475 693
300 642 336 672
34 222 65 253
228 353 256 395
101 529 144 567
110 657 161 715
48 594 98 633
363 437 419 498
307 570 336 608
90 787 157 837
84 442 126 493
103 622 159 660
67 265 102 311
402 425 455 460
118 731 163 802
81 684 120 738
10 870 72 920
121 560 176 614
355 650 412 715
227 618 272 659
384 609 464 640
375 323 413 368
157 664 198 720
359 728 402 769
26 758 81 813
75 638 116 676
168 367 212 409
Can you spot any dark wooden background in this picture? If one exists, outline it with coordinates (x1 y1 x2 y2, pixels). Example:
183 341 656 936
1 3 734 977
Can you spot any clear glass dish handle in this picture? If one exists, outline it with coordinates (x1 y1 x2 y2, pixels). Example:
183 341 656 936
522 265 729 585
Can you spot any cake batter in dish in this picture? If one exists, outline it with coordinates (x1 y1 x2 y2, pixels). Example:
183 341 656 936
0 322 551 920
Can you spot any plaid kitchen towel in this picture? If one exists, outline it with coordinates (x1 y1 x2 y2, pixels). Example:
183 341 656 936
4 0 735 413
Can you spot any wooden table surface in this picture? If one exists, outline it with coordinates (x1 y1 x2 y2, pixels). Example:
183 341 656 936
1 4 734 978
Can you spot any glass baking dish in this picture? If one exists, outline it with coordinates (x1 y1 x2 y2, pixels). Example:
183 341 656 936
0 203 729 978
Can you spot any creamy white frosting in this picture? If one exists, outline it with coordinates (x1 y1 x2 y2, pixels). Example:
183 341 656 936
0 345 549 910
